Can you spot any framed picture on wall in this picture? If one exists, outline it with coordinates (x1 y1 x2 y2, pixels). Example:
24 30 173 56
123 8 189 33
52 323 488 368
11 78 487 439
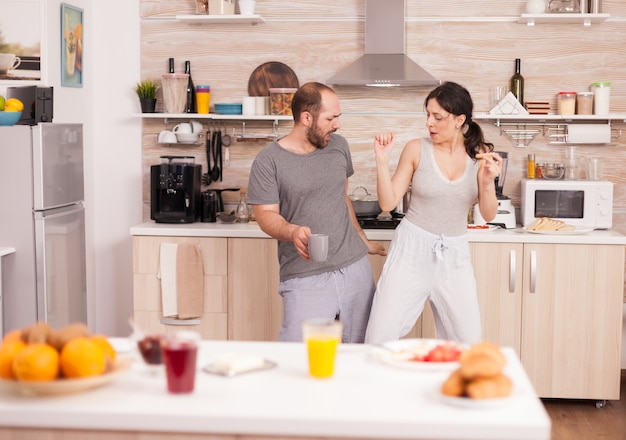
0 0 45 84
61 3 83 87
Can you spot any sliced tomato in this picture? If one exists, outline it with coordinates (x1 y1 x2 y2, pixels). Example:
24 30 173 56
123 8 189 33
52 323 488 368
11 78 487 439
424 343 461 362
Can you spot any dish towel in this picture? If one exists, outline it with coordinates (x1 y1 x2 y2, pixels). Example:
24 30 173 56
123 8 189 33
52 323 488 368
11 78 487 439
176 243 204 319
159 243 179 318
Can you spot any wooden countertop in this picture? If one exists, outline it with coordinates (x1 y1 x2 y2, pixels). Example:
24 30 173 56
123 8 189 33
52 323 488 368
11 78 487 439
0 339 551 440
130 221 626 245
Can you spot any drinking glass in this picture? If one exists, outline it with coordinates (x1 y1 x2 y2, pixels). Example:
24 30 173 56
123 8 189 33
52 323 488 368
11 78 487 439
302 319 342 379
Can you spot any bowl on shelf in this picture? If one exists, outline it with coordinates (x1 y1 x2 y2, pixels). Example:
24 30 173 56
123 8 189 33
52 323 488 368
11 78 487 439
214 103 243 115
175 133 200 144
543 163 565 180
0 111 22 126
216 211 237 224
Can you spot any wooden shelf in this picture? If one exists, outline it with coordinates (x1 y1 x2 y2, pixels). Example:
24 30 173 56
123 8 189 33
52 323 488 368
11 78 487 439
139 113 292 123
474 112 626 123
175 14 266 24
518 13 610 26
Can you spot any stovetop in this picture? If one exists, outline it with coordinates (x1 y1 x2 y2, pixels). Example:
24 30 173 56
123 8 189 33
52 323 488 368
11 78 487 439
358 217 402 229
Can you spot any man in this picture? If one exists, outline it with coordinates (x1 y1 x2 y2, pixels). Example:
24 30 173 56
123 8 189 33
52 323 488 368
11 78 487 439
247 82 386 342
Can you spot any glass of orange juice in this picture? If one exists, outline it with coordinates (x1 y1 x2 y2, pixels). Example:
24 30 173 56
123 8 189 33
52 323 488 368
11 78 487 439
302 319 342 379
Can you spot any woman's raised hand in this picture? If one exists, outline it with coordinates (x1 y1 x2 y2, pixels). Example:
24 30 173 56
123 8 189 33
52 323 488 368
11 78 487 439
374 132 396 160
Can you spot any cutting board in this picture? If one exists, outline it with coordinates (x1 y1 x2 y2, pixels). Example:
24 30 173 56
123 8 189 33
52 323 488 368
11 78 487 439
247 62 299 97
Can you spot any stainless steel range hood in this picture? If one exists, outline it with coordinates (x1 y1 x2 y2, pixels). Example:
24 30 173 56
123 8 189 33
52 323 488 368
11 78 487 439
327 0 440 87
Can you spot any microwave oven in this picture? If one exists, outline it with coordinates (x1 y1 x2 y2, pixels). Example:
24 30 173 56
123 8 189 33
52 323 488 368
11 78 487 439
520 178 613 229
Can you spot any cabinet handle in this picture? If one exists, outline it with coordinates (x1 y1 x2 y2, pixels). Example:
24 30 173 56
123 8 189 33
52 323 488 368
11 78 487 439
509 250 516 293
529 250 537 293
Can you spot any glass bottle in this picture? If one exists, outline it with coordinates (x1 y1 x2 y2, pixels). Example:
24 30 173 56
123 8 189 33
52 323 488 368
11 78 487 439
236 189 249 223
548 0 581 13
168 57 175 74
184 61 196 113
510 59 524 105
527 154 536 179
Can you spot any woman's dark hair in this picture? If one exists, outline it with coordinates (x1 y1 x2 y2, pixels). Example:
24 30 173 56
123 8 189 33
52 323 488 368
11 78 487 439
424 81 494 159
291 82 335 123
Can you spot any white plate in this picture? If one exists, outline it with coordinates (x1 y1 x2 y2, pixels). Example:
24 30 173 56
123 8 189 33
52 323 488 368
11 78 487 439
523 226 594 235
432 385 523 409
0 357 131 396
467 224 498 231
369 339 465 372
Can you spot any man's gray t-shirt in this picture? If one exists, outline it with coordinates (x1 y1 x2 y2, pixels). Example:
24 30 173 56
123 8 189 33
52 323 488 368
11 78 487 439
247 133 368 281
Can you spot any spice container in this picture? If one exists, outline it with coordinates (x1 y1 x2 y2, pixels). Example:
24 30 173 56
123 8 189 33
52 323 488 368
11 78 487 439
535 163 545 179
543 163 565 180
590 81 610 114
557 92 576 115
576 91 593 115
270 88 297 115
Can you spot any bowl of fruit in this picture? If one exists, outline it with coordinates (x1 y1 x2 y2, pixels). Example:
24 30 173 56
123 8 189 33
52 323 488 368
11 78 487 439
0 97 24 126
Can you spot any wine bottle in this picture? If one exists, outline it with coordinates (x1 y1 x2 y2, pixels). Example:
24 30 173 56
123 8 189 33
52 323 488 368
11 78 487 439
510 58 524 105
168 57 175 74
184 60 196 113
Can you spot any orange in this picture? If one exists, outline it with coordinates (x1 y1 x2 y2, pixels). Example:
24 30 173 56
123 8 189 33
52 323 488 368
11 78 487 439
0 339 27 379
12 344 59 381
90 335 116 370
2 329 23 344
60 337 106 379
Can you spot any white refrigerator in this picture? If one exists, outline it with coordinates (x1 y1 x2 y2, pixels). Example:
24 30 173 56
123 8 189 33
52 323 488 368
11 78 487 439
0 123 87 336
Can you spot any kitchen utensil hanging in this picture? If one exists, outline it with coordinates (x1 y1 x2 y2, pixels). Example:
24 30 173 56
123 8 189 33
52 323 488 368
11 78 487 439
221 122 232 166
202 127 213 185
235 121 279 143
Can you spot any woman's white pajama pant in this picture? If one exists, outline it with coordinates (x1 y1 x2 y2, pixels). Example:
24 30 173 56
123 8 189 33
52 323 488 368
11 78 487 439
364 219 482 345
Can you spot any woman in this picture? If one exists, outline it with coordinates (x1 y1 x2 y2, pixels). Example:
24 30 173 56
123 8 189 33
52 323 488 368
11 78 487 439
364 81 502 345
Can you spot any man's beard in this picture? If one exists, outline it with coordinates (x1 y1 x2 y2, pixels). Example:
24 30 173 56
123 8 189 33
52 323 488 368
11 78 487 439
306 124 334 149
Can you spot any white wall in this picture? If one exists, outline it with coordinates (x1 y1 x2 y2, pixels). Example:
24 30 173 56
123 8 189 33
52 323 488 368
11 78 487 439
28 0 141 336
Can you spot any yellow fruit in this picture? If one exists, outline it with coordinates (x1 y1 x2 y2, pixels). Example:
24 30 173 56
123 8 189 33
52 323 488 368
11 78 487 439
90 335 116 370
0 95 5 111
5 98 24 112
60 337 106 379
12 344 59 382
3 105 20 113
0 339 27 379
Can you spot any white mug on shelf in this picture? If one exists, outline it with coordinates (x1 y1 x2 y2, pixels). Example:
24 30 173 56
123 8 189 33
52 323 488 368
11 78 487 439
238 0 256 15
173 122 193 134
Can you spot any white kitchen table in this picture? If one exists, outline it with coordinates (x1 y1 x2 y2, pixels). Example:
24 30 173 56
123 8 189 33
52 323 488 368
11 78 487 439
0 339 551 440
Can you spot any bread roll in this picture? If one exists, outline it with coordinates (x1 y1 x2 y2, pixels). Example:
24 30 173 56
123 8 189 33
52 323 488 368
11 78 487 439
441 368 466 397
466 373 513 399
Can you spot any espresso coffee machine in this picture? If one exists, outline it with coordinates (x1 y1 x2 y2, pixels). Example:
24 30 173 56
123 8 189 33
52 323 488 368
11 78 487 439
150 156 201 223
473 151 517 228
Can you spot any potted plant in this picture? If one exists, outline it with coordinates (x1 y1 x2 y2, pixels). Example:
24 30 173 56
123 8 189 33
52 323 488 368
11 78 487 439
135 79 159 113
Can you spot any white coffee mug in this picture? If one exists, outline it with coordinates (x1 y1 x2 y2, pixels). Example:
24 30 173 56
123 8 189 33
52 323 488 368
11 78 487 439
308 234 329 262
238 0 256 15
158 130 178 143
0 53 21 73
189 120 203 134
173 123 193 134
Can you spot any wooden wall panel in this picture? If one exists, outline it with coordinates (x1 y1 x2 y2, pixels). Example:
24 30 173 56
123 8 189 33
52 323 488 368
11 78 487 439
139 0 626 237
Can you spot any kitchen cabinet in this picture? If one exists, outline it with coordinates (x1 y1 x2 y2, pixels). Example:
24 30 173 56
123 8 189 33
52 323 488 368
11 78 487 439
471 241 624 402
132 236 228 339
227 238 282 340
519 243 624 401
